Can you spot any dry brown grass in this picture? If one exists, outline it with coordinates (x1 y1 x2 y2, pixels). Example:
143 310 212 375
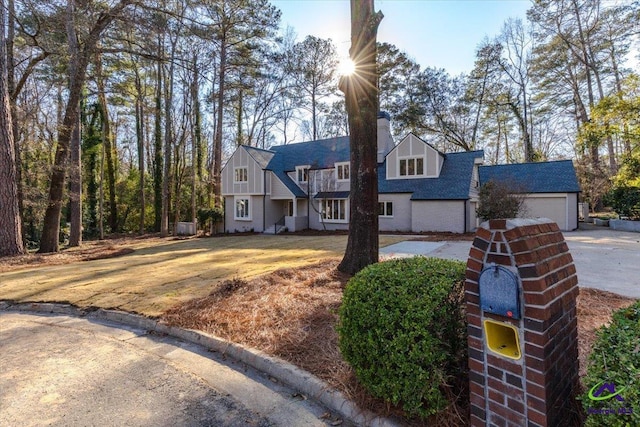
162 261 638 426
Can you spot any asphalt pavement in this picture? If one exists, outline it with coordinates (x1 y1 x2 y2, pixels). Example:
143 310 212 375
0 311 353 427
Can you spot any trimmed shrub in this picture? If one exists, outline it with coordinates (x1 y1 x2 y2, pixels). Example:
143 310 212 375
582 300 640 426
476 179 527 221
338 257 467 418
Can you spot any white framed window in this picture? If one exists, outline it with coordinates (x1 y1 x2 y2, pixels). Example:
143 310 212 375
399 157 425 177
320 199 347 222
296 165 310 183
336 162 350 181
234 197 251 220
379 201 393 217
234 167 248 183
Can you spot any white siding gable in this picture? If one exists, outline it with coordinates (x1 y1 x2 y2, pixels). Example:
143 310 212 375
386 134 443 179
221 146 267 196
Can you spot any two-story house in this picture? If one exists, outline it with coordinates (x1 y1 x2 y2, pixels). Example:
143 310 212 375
221 113 579 234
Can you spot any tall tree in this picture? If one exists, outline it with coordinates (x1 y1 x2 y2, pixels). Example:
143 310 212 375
38 0 133 253
198 0 280 207
289 35 339 141
0 0 24 256
338 0 383 275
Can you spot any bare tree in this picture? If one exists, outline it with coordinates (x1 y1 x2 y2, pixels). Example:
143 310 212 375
338 0 383 274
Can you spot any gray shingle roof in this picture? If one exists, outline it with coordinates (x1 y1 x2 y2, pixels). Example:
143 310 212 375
244 146 274 169
267 137 350 171
479 160 580 193
379 150 484 200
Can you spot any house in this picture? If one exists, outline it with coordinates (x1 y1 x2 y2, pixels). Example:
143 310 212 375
479 161 581 231
221 113 580 234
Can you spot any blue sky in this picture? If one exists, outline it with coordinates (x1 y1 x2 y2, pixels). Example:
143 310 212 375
271 0 532 75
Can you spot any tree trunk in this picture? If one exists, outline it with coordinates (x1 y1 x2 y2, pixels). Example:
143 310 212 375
38 0 131 253
135 71 145 234
0 0 24 256
68 109 82 246
161 46 175 236
153 52 163 232
338 0 383 275
191 55 200 226
212 41 227 209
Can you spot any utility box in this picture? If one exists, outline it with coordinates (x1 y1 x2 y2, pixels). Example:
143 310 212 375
465 218 580 427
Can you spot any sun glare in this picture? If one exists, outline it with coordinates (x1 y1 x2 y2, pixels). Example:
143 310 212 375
338 58 356 76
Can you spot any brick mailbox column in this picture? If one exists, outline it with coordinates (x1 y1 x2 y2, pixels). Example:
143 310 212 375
465 219 579 427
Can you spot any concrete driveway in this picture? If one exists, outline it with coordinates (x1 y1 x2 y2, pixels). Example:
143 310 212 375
381 227 640 298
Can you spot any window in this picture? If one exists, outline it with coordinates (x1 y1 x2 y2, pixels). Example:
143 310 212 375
234 167 248 183
336 163 350 181
399 157 425 176
379 201 393 217
296 166 309 183
234 197 251 220
320 199 347 222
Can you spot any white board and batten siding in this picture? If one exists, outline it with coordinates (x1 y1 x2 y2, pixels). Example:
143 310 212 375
221 147 266 196
386 134 444 180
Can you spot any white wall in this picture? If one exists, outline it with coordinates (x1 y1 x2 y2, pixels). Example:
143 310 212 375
224 195 265 233
221 147 265 196
411 200 466 233
378 194 412 232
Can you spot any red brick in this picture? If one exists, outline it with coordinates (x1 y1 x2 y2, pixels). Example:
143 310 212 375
467 257 483 272
527 395 547 414
507 397 525 414
491 402 523 425
486 354 523 376
475 226 492 241
503 229 521 242
473 237 490 252
527 408 547 426
469 246 485 262
524 330 549 347
470 380 484 396
468 335 483 351
488 387 504 405
526 381 548 402
470 391 485 407
467 312 481 326
490 219 507 229
468 357 484 373
523 291 548 306
521 277 548 293
470 414 485 426
465 280 479 294
465 270 480 284
525 368 548 385
487 253 512 266
514 251 536 265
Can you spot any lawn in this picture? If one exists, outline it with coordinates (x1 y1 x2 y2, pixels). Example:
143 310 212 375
0 234 404 316
1 233 636 425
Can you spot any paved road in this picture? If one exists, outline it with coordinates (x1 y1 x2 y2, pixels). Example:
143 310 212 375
0 312 343 427
381 227 640 298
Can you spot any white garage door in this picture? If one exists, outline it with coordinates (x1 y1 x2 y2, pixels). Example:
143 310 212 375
522 195 568 231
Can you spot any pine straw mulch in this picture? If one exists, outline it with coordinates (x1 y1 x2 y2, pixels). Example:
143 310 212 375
161 260 638 426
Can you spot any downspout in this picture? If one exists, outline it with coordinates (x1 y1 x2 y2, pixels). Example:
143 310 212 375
464 199 468 233
575 192 579 231
263 170 267 232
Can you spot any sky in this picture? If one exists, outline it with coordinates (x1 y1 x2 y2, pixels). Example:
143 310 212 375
271 0 532 76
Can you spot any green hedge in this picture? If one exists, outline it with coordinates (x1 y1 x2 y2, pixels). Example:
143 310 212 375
338 257 467 418
582 300 640 427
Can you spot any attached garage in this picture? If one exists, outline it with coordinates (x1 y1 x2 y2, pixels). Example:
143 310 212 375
479 160 580 232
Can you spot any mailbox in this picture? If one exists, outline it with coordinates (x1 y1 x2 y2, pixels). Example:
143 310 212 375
478 264 521 319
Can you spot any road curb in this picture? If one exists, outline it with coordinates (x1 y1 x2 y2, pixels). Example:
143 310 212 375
0 301 403 427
